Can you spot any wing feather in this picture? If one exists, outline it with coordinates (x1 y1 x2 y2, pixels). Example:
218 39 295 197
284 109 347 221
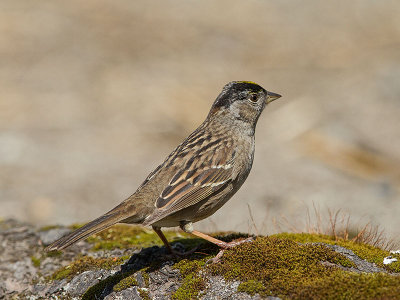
142 163 233 226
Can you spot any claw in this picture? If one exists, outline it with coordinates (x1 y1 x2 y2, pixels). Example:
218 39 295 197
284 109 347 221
218 236 254 249
209 237 254 263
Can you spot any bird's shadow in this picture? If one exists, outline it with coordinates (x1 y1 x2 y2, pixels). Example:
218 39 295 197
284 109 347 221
82 234 248 299
81 233 250 299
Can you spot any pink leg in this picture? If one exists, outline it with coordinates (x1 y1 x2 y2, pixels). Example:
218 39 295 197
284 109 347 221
180 222 253 262
153 226 199 256
153 226 174 253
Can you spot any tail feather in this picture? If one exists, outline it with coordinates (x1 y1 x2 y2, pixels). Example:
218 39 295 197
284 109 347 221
45 212 122 251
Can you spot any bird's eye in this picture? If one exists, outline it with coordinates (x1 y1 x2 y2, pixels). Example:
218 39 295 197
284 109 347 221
249 94 258 102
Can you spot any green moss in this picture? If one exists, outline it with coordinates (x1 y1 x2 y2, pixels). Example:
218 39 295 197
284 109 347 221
69 223 85 230
297 271 400 299
82 267 152 299
82 272 129 300
46 250 62 257
138 288 151 300
31 256 41 268
39 225 61 231
272 232 400 272
272 232 336 243
86 224 193 251
49 255 129 281
169 257 211 299
208 236 400 299
51 268 72 281
140 269 150 287
113 274 138 292
237 280 267 296
173 258 207 277
172 273 206 300
141 270 150 287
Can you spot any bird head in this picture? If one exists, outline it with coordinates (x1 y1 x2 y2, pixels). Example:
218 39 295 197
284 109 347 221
209 81 281 127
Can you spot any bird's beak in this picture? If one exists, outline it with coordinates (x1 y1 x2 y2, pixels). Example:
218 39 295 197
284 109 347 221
266 91 282 104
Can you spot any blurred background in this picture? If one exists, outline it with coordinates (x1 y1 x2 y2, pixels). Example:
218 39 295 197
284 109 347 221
1 0 399 239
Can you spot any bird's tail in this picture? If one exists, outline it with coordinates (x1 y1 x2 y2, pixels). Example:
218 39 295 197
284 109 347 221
44 199 146 251
44 212 122 251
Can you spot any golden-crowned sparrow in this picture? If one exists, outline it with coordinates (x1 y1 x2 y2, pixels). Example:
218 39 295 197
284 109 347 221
45 81 281 253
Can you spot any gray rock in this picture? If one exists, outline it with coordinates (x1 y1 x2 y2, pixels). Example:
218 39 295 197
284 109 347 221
30 283 48 297
0 281 6 299
201 276 266 300
38 228 72 245
104 286 142 300
46 279 68 295
8 258 37 281
64 269 111 296
135 272 146 288
325 244 387 273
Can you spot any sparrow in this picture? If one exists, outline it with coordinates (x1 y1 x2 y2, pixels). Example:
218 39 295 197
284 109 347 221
45 81 281 253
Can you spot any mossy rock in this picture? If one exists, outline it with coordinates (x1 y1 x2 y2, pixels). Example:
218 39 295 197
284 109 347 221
166 234 400 299
273 232 400 273
85 224 194 251
44 227 400 299
208 236 400 299
49 255 130 281
237 280 266 296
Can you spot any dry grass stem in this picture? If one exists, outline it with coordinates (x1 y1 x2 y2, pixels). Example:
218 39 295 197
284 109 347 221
247 204 259 236
273 204 398 250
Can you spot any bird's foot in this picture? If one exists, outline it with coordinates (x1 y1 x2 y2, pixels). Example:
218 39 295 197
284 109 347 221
216 236 254 249
209 236 254 264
